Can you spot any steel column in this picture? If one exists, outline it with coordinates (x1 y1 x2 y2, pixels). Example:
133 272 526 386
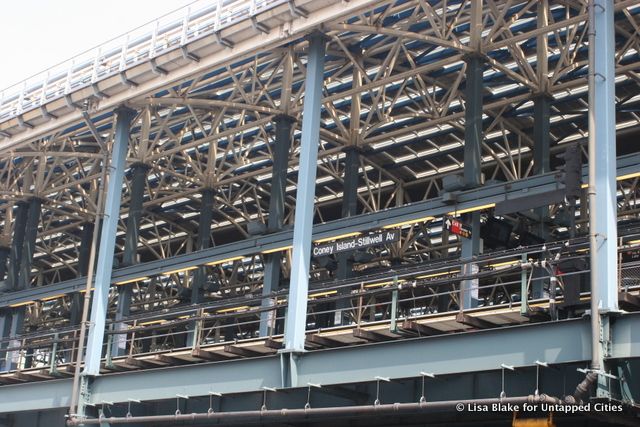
283 32 326 352
0 246 8 283
191 188 215 305
461 51 483 310
0 310 11 371
260 115 294 336
77 223 95 277
6 201 28 291
531 95 551 298
186 188 216 347
5 308 25 370
70 223 95 326
0 241 11 282
592 0 618 312
533 97 551 176
334 146 360 325
337 147 359 278
112 163 148 357
84 106 135 376
16 198 42 291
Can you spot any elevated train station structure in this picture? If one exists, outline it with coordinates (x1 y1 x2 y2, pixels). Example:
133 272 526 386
0 0 640 425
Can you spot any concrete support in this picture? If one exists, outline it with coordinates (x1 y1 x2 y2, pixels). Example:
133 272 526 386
284 32 326 352
17 198 42 291
6 201 28 291
112 163 148 357
260 115 295 337
592 0 618 313
460 51 483 310
84 106 135 376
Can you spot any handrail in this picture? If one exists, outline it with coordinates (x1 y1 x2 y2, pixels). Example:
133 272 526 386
0 0 284 123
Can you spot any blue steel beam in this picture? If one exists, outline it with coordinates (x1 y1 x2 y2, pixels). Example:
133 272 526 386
84 107 136 376
5 201 28 291
17 197 42 291
284 33 326 353
5 313 640 414
260 115 295 337
191 187 215 305
593 0 618 312
0 246 8 282
461 50 483 310
112 162 148 358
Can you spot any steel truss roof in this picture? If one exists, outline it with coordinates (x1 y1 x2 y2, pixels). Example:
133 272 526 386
1 0 640 326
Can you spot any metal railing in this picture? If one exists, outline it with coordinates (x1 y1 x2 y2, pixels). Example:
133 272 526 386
0 0 285 122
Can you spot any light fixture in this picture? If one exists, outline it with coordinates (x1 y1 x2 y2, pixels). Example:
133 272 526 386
447 203 495 216
115 276 150 286
139 319 166 326
617 171 640 181
364 279 406 288
487 260 519 268
207 256 244 266
217 305 250 314
161 266 197 276
382 216 435 229
41 294 65 302
309 290 338 298
9 300 34 308
416 270 460 279
261 245 293 254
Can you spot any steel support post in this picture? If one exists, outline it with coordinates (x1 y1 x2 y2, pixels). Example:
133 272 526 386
0 310 11 371
533 96 551 177
460 52 483 310
70 224 95 326
6 308 25 370
192 188 215 304
17 198 42 291
6 201 28 291
84 106 135 376
337 147 359 278
334 146 359 325
591 0 618 398
592 0 618 313
283 32 326 353
531 95 551 299
78 223 95 277
112 163 148 358
186 188 215 346
0 246 8 283
260 115 295 337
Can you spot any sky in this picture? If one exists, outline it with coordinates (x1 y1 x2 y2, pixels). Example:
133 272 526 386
0 0 194 90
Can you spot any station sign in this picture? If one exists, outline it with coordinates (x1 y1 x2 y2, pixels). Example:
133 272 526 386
312 229 400 257
445 216 472 239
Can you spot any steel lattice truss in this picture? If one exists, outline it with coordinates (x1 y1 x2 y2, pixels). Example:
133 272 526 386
1 0 640 328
